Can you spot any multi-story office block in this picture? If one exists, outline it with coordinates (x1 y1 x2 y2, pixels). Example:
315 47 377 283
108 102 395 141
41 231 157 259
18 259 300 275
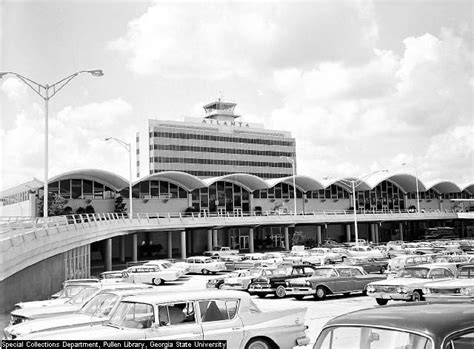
148 100 296 178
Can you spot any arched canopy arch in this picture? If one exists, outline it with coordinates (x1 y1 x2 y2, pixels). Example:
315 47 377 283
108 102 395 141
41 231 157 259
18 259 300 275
136 171 206 192
266 175 324 192
462 184 474 195
48 169 129 192
203 173 268 192
426 181 462 194
384 173 428 193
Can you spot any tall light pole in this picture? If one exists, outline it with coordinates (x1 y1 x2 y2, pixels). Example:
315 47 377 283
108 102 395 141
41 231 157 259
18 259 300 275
105 137 133 216
280 156 297 216
0 70 103 217
402 162 420 214
337 169 388 247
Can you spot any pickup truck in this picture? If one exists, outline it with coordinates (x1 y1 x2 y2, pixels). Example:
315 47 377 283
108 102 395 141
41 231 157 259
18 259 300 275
203 246 239 257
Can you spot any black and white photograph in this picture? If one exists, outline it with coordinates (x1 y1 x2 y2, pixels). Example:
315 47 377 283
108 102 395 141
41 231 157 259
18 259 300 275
1 0 473 347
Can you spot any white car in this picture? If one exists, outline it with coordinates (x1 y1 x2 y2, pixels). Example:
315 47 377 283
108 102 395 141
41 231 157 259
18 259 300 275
144 259 190 275
185 256 226 275
346 246 385 259
122 265 182 285
19 290 310 349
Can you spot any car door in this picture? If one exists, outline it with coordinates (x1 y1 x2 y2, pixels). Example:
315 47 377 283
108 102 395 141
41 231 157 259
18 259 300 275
145 301 203 340
198 298 244 348
351 268 369 290
332 268 355 291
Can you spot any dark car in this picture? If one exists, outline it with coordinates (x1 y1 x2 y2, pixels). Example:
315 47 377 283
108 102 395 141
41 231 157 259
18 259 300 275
248 264 317 298
342 257 389 274
313 302 474 349
320 239 343 249
285 265 386 300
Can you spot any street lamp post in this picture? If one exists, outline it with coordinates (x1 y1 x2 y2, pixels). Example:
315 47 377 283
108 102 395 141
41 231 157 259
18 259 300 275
105 137 133 216
337 169 388 247
280 156 297 216
0 70 103 217
402 162 420 214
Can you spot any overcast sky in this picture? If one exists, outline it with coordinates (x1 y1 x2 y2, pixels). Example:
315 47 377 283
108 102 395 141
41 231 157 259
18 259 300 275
1 0 472 191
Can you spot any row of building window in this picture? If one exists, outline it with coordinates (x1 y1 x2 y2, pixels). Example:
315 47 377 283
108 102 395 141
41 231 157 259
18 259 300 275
150 157 294 168
150 169 290 179
120 180 188 199
406 190 472 200
149 131 295 147
254 183 304 199
150 144 295 158
48 180 116 199
191 182 250 213
0 190 31 205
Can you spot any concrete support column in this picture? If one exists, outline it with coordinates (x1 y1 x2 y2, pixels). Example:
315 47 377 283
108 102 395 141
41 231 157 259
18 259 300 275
186 231 192 254
132 234 138 263
120 236 126 263
105 238 112 271
249 228 255 253
207 230 213 251
316 226 322 246
371 224 376 243
346 224 351 243
399 223 404 241
168 231 173 259
181 231 186 260
375 224 380 244
213 230 218 248
284 226 290 251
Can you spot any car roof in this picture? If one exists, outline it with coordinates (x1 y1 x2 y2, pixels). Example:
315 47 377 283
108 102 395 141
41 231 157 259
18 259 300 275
323 303 474 339
188 256 212 260
124 290 249 304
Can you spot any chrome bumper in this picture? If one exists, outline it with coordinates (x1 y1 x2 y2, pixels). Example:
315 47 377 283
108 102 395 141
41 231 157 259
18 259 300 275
285 287 315 295
367 291 411 301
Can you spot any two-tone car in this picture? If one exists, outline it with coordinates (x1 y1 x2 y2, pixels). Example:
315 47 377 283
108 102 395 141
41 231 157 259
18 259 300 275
8 283 149 326
144 259 190 275
423 263 474 302
122 265 182 285
285 265 386 300
366 264 455 305
205 269 252 289
19 290 311 349
342 256 388 274
3 286 156 339
220 268 275 291
248 264 317 298
313 302 474 349
185 256 226 275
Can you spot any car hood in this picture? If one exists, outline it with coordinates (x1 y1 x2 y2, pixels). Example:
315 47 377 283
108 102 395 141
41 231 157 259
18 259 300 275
370 278 438 287
225 276 251 283
19 324 130 340
6 313 104 337
15 298 69 309
12 303 79 319
426 279 474 288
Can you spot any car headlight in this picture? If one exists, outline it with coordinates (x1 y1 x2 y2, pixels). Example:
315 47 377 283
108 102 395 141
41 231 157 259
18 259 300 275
366 285 374 292
460 288 471 296
305 280 311 287
422 288 430 294
397 286 408 294
285 281 290 287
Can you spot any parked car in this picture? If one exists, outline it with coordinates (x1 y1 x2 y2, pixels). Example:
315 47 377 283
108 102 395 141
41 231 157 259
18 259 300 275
99 271 125 280
205 270 252 289
342 256 388 274
14 279 101 310
313 302 474 349
4 286 156 339
346 246 385 258
320 239 344 248
144 259 190 275
248 264 317 298
221 268 274 291
366 264 455 305
309 248 344 263
386 254 436 274
203 246 239 258
19 290 311 349
423 264 474 302
122 265 182 285
185 256 226 275
285 265 386 300
8 283 148 326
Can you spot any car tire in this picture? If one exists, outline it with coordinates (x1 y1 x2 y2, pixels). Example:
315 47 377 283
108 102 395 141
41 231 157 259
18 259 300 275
218 283 225 290
412 291 422 302
275 285 286 298
294 295 305 300
379 266 386 274
152 278 164 286
245 337 273 349
314 286 327 300
201 269 210 275
376 298 389 305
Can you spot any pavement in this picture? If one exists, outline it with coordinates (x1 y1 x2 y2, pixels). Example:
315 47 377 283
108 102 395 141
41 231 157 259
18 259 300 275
1 272 377 346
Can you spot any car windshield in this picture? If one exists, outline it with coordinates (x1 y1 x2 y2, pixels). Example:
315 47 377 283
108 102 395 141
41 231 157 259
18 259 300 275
67 286 99 305
108 301 154 329
79 293 119 317
63 285 88 298
270 267 292 276
458 266 474 279
315 326 433 349
400 268 429 279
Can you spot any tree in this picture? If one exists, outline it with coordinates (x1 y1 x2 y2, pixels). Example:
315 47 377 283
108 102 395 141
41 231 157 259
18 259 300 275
114 196 127 214
292 231 305 246
37 193 68 217
85 204 95 214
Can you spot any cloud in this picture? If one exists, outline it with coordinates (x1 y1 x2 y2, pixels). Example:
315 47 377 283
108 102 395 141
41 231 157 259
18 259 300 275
1 99 134 189
109 1 379 79
269 29 473 183
1 77 28 102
